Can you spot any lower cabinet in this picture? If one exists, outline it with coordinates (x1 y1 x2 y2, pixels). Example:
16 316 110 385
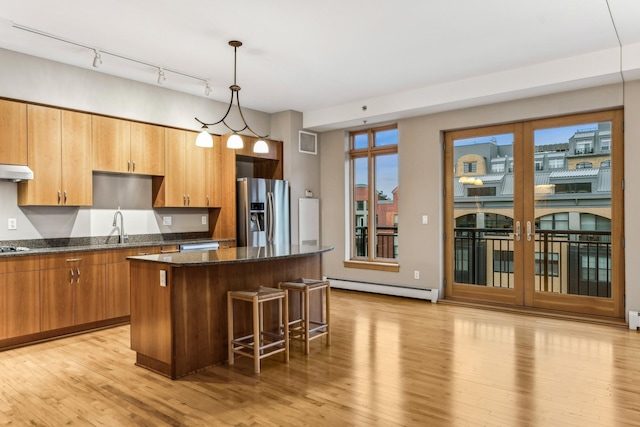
105 247 160 319
40 252 106 331
0 256 40 340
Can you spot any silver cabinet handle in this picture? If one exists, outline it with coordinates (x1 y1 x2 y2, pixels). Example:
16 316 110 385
64 190 68 204
206 195 210 206
183 194 187 206
128 160 131 171
66 258 82 262
76 268 80 284
132 160 136 172
527 221 533 242
515 221 521 241
58 190 62 204
70 268 74 285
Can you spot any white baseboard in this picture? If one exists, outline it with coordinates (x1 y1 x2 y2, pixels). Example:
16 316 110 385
325 277 439 303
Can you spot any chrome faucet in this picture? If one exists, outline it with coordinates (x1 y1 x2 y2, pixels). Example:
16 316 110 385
112 207 128 244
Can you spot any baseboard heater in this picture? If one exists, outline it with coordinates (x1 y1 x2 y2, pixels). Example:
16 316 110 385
630 311 639 330
324 277 439 303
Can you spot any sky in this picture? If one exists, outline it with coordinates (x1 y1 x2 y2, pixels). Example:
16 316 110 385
453 122 602 147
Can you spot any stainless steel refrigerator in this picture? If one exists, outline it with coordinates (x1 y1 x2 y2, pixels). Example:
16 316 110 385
236 178 290 247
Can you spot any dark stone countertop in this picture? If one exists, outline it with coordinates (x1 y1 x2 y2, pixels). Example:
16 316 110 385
0 233 233 258
127 244 334 267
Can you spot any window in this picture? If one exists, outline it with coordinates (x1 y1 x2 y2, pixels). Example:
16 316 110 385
491 162 505 173
535 161 544 171
549 158 564 169
535 252 559 277
537 212 569 231
349 125 398 264
575 141 593 155
576 162 593 169
555 183 591 193
600 138 611 151
464 162 477 173
467 187 496 197
600 160 611 168
493 250 514 273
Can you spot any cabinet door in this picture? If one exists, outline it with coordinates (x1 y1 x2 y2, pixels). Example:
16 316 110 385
163 128 187 206
41 268 75 331
214 135 237 240
0 99 27 165
20 105 62 206
75 264 106 324
92 115 131 173
0 270 40 340
185 131 207 207
130 122 165 175
205 135 222 207
61 110 92 206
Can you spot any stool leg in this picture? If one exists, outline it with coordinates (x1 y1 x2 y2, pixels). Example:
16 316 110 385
227 292 234 365
304 287 310 355
283 290 289 363
325 284 331 347
253 295 261 374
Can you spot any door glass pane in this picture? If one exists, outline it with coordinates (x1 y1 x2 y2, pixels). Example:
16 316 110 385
353 157 368 257
374 153 398 259
533 122 612 298
453 133 514 288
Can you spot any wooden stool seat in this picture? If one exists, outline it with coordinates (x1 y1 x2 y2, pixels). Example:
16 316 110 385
279 278 330 355
227 286 289 374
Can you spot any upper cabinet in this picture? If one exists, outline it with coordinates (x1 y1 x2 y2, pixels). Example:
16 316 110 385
18 105 92 206
92 116 164 175
152 129 219 208
0 99 27 165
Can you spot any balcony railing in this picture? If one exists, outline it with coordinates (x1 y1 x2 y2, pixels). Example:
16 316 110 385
453 227 611 297
355 226 398 259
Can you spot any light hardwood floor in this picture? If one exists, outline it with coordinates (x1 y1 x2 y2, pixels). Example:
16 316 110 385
1 289 640 426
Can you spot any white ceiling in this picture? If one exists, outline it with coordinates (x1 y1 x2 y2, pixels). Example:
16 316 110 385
1 0 639 131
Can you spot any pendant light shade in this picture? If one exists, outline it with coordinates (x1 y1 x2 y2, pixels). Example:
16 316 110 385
227 133 244 149
194 41 268 148
253 139 269 154
196 129 213 147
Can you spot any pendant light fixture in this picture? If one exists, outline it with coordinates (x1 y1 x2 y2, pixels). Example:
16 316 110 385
195 40 269 152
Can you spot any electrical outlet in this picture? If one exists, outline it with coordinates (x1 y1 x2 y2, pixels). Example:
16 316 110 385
159 270 167 287
163 216 172 226
7 218 17 230
414 270 420 280
201 215 207 225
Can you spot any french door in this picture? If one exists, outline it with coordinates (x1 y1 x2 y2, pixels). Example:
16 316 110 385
444 110 624 318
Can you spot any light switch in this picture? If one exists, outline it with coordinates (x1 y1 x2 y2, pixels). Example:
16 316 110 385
159 270 167 287
422 215 429 225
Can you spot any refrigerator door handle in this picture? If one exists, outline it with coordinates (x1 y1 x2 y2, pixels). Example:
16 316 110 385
267 191 274 243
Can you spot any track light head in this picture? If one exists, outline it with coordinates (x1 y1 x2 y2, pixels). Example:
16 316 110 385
93 50 102 68
157 68 165 85
205 82 211 96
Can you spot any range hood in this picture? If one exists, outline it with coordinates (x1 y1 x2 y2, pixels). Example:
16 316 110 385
0 164 34 182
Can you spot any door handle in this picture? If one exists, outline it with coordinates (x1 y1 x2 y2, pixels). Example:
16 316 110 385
527 221 533 241
515 221 521 241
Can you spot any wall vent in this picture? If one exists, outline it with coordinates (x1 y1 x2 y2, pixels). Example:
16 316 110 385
299 130 317 155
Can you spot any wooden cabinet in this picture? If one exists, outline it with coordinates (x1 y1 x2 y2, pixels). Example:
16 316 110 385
40 252 106 331
0 99 28 165
18 105 92 206
212 134 237 240
0 256 40 340
153 129 216 207
105 247 160 319
92 116 164 175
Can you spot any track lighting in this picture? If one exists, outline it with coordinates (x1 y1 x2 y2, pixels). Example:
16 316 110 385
195 41 269 151
157 68 165 85
93 50 102 68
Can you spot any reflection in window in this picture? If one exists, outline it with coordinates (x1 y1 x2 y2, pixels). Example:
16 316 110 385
576 162 593 169
464 162 477 173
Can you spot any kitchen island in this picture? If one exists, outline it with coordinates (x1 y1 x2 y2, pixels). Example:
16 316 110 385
127 244 333 379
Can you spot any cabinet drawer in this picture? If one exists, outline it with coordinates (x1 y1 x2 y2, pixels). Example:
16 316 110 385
40 251 105 269
104 247 160 263
0 256 39 274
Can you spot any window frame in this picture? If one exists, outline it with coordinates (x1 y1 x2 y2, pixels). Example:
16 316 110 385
346 124 399 271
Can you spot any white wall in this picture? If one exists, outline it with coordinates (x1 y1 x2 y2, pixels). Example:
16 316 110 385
0 47 275 242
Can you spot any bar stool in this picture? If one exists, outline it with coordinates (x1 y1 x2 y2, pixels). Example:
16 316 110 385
227 286 289 374
278 278 330 355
